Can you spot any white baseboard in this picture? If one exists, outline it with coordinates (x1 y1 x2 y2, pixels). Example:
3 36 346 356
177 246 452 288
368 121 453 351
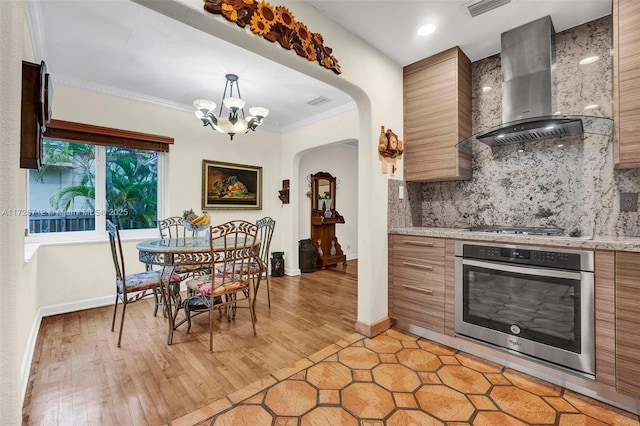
21 310 42 407
39 295 115 318
284 255 357 276
285 268 301 276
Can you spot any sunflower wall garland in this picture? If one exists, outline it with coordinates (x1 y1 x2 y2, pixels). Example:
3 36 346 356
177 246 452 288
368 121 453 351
203 0 341 74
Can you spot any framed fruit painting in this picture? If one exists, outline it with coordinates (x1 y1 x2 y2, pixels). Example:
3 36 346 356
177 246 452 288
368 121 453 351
202 160 262 210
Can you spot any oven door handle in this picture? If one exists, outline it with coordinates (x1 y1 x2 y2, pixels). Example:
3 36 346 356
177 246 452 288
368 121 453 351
462 258 584 280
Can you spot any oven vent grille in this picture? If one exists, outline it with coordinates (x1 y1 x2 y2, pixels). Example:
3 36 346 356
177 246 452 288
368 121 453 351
466 0 511 17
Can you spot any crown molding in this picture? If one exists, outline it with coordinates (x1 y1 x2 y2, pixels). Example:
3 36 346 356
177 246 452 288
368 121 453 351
27 0 46 61
55 75 196 112
54 75 357 135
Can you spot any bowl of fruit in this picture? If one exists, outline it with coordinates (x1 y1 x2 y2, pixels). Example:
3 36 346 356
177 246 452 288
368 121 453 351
182 209 210 236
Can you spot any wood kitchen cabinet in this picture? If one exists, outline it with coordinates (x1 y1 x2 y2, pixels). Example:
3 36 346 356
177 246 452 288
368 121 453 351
388 234 445 333
403 46 472 182
615 251 640 398
612 0 640 168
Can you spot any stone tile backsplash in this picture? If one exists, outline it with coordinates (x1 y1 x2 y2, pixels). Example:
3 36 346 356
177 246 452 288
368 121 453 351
389 16 640 237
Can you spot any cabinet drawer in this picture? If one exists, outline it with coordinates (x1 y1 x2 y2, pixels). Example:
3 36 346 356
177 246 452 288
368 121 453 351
394 276 444 302
393 258 444 284
393 277 445 333
392 235 445 262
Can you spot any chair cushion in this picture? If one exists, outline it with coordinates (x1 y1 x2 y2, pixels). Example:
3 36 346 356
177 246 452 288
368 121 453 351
120 270 181 292
215 260 263 276
174 264 209 275
185 294 222 310
185 274 249 296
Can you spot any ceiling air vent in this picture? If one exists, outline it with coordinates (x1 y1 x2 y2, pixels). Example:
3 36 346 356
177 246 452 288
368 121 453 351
306 96 331 106
466 0 511 17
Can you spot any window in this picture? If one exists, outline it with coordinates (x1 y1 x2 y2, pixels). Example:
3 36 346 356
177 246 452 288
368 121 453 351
28 140 97 233
26 120 173 242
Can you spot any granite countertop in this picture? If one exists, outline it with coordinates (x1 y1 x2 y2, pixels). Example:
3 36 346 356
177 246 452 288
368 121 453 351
388 227 640 252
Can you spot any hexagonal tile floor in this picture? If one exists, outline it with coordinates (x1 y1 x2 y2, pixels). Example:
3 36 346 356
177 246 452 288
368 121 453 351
170 329 640 426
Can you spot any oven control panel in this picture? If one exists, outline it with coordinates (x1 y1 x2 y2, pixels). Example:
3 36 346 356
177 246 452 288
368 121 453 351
461 244 585 270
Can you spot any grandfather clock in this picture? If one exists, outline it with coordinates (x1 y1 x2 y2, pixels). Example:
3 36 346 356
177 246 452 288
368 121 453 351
310 172 347 269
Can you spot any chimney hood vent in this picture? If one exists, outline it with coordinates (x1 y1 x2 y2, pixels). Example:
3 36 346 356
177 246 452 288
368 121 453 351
456 16 612 155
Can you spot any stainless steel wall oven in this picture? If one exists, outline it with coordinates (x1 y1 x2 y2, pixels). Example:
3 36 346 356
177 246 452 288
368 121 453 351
455 241 595 377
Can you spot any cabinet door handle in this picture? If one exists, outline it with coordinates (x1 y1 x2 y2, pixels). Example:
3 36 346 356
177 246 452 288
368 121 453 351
403 240 434 247
402 284 433 295
403 261 433 271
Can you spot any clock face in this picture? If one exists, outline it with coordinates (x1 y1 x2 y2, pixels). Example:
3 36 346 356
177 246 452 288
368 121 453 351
43 73 52 123
39 61 52 128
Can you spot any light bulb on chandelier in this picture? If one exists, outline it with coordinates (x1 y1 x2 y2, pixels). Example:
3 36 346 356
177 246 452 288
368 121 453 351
193 74 269 140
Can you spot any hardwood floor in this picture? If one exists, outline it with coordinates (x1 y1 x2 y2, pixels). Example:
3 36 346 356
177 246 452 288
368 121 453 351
22 261 357 425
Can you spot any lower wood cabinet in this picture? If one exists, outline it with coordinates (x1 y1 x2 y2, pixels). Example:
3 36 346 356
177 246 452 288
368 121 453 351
387 235 640 404
389 235 445 333
615 251 640 398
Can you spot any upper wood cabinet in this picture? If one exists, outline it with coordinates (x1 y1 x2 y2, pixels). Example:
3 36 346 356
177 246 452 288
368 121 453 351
403 46 472 182
613 0 640 169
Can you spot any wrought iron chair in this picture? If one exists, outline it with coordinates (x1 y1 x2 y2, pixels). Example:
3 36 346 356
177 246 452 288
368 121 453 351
151 216 210 317
254 217 276 308
106 219 181 347
181 220 259 351
158 216 188 239
158 216 209 278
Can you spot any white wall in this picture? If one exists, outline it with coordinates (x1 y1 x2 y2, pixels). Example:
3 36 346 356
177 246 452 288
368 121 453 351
298 143 358 260
1 1 38 423
35 83 287 300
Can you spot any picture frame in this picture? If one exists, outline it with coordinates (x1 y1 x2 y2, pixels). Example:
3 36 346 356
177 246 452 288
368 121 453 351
202 160 262 210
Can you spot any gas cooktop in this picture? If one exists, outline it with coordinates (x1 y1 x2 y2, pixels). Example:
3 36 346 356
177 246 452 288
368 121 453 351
466 225 566 236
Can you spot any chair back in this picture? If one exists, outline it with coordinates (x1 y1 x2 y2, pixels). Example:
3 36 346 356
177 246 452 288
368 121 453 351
106 219 126 287
158 216 188 239
210 220 259 284
256 216 276 272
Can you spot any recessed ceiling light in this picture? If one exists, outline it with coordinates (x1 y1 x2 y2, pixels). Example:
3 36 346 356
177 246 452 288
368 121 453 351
417 24 436 36
584 104 599 110
579 56 600 65
482 86 492 93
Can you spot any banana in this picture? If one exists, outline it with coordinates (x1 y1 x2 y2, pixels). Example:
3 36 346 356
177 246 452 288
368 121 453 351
192 212 210 226
191 213 206 226
201 212 210 226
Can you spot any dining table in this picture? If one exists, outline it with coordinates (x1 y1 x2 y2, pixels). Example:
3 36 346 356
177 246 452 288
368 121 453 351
136 235 260 345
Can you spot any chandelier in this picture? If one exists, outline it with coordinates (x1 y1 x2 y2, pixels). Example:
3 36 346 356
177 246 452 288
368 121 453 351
193 74 269 140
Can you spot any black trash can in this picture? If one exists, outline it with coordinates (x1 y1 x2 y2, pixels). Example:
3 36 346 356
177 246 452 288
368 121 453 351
299 239 318 273
270 251 285 277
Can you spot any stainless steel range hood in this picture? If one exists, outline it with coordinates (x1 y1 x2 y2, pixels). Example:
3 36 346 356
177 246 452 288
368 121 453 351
457 16 612 154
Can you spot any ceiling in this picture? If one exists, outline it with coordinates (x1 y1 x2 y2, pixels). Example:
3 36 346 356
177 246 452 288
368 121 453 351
28 0 611 134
